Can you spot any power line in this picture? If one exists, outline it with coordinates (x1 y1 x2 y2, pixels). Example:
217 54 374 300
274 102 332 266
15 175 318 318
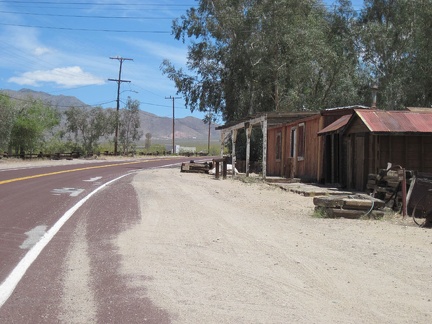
0 10 175 19
0 1 194 6
0 22 170 33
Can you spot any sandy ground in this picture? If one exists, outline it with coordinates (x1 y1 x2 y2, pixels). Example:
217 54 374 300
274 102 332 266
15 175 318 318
115 167 432 324
2 159 432 323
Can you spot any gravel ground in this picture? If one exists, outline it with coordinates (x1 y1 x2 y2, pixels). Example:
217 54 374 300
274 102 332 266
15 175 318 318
117 167 432 324
2 158 431 323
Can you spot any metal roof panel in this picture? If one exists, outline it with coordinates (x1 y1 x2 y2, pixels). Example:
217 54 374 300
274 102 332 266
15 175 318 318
355 110 432 133
317 114 351 135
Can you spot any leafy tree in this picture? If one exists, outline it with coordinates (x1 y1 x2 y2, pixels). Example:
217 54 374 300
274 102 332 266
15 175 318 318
9 97 60 154
317 0 370 107
405 1 432 107
144 132 152 149
162 0 369 123
161 0 252 121
118 97 143 155
0 93 16 152
64 106 116 154
356 0 421 109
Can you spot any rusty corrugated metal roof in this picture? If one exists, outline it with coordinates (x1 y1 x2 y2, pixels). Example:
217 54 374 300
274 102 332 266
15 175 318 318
317 114 351 135
357 110 432 133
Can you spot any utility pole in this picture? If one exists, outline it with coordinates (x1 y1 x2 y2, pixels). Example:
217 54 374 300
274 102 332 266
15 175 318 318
165 96 181 154
206 111 212 154
109 56 133 155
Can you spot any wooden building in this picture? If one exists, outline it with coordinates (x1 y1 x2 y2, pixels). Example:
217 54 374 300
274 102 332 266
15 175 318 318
217 112 317 178
217 106 367 183
266 106 368 182
318 108 432 190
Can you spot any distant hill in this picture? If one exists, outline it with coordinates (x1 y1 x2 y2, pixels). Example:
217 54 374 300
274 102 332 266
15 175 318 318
2 89 220 141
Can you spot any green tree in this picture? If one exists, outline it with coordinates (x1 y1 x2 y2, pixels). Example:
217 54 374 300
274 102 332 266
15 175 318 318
64 106 116 154
144 132 152 150
119 97 143 155
9 97 60 154
162 0 367 123
0 93 16 152
405 1 432 107
356 0 417 109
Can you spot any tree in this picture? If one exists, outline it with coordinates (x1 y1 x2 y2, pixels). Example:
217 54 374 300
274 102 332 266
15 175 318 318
64 106 116 154
118 97 143 155
9 97 60 154
356 0 418 109
144 132 152 150
405 1 432 107
0 93 15 152
161 0 368 123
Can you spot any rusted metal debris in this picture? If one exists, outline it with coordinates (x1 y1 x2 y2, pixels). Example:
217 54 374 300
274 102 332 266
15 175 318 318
366 166 413 213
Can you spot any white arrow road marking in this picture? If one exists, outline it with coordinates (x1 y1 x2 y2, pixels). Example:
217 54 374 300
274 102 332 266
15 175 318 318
83 177 102 182
0 172 133 307
51 188 85 197
20 225 48 250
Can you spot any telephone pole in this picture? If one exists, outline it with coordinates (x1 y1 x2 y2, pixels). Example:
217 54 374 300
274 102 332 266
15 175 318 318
109 56 133 155
165 96 181 154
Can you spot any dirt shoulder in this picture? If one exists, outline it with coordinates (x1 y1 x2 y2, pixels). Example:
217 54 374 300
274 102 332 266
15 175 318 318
117 167 432 324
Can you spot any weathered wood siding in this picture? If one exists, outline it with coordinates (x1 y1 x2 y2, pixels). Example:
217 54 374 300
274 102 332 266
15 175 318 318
376 135 432 174
267 127 283 176
295 116 322 181
345 133 432 191
267 115 323 181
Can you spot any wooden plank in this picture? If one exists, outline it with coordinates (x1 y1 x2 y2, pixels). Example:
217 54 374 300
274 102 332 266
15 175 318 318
329 209 384 219
342 198 373 210
313 196 344 208
328 208 365 219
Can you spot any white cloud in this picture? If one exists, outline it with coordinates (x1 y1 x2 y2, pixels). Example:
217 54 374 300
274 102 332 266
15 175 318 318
34 47 52 56
8 66 106 87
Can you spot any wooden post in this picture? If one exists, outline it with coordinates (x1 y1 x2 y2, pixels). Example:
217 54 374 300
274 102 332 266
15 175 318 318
215 160 220 179
245 122 252 177
261 119 267 179
232 129 237 177
331 133 335 184
223 157 228 179
220 131 225 157
401 168 407 217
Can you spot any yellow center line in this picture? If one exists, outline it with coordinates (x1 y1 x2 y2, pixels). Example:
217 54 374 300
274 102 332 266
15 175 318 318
0 159 160 185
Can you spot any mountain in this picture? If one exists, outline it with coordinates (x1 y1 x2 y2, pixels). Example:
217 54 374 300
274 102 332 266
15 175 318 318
2 89 220 141
2 88 88 110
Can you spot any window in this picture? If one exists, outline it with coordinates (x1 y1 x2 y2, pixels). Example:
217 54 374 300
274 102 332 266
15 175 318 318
276 131 282 161
298 123 305 160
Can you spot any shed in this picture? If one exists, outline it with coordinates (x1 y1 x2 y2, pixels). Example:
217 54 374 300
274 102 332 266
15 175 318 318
319 109 432 190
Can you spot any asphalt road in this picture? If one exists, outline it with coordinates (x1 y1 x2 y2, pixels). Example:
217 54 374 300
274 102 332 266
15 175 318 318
0 156 206 323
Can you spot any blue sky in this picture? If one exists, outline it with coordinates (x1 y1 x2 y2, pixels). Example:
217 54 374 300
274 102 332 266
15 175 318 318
0 0 365 120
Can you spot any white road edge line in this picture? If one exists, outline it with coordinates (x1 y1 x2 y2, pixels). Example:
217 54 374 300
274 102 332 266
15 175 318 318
0 172 132 308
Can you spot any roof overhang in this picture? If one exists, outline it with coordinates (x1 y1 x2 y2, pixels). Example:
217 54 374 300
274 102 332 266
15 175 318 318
216 111 319 132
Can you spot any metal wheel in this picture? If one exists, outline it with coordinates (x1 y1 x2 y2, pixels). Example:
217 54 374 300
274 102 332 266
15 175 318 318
411 191 432 227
